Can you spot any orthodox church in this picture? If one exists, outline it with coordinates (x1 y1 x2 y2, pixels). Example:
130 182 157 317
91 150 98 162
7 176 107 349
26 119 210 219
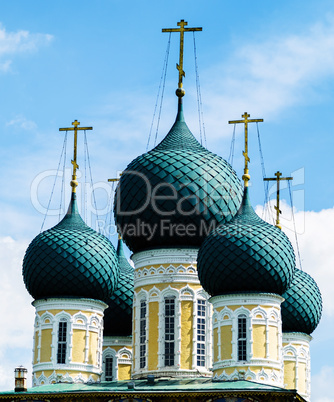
0 20 322 402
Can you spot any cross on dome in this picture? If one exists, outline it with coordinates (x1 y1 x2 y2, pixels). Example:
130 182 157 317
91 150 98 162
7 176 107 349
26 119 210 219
264 171 293 229
229 112 264 187
162 19 202 98
59 120 93 193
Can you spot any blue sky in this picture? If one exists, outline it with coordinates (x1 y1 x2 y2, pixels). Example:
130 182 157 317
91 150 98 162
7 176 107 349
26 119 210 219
0 1 334 400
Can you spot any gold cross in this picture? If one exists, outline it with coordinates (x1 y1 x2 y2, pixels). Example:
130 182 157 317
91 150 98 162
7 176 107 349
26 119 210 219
228 112 264 186
59 120 93 193
162 20 202 97
264 171 293 229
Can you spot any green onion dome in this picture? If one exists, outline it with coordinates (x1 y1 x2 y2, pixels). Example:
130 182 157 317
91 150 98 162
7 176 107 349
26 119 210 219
197 187 295 296
103 237 134 336
23 193 119 303
114 101 243 253
281 269 322 334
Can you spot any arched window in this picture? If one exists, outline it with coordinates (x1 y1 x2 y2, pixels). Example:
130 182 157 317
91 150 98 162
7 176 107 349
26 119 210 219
57 319 67 364
139 300 147 369
164 297 175 366
238 314 247 361
105 356 114 381
197 299 206 366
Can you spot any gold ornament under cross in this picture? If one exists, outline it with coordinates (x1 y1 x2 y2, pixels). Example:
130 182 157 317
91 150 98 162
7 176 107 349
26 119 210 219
162 19 202 98
228 112 264 186
59 120 93 193
264 171 293 229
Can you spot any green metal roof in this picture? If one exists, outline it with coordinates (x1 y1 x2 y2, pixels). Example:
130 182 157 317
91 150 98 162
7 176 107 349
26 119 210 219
0 378 305 401
281 268 322 334
197 187 296 296
114 100 243 253
104 238 134 336
23 193 119 303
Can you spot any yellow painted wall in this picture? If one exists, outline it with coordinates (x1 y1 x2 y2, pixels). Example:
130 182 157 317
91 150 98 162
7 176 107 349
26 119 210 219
253 324 266 359
268 325 278 360
118 364 131 380
148 301 159 370
40 329 52 362
88 332 98 365
72 329 86 363
284 361 296 389
181 300 193 370
213 328 218 362
298 362 306 395
221 326 232 360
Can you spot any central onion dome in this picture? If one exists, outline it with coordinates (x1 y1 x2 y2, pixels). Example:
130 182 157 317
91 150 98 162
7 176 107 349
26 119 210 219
197 187 295 296
281 269 322 334
104 237 134 336
114 101 243 253
23 194 119 303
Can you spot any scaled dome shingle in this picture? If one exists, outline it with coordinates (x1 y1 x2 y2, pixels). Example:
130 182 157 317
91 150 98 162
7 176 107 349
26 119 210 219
281 269 322 334
104 238 134 336
197 187 296 296
23 194 119 303
114 102 243 252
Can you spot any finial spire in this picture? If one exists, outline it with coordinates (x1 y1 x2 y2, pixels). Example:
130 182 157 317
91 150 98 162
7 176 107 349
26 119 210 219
264 171 293 229
59 120 93 193
228 112 264 187
162 19 202 98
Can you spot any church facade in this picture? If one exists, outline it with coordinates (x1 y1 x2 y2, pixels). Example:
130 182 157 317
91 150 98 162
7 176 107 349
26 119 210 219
0 20 322 402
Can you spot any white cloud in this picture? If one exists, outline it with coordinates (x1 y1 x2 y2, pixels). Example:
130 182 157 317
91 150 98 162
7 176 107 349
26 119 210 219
312 366 334 402
0 237 34 390
256 200 334 317
6 115 37 131
200 15 334 137
0 24 53 72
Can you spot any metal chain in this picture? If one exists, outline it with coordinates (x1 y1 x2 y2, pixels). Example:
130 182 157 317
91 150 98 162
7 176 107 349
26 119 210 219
146 33 171 150
41 131 68 232
84 130 100 230
193 32 207 148
288 181 303 270
228 124 236 166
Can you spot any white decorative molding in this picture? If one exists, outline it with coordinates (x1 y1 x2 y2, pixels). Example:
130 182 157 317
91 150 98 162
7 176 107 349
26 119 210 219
134 264 200 288
32 298 105 385
210 293 284 308
211 293 284 387
33 298 108 312
132 368 212 380
133 283 212 377
33 370 100 386
131 248 198 269
214 367 282 385
103 336 132 347
283 332 311 401
283 332 312 344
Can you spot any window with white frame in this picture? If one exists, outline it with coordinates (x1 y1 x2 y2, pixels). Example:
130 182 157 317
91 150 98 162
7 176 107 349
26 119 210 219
197 299 206 366
57 319 67 364
139 300 147 369
105 356 114 381
238 314 247 361
164 297 175 366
